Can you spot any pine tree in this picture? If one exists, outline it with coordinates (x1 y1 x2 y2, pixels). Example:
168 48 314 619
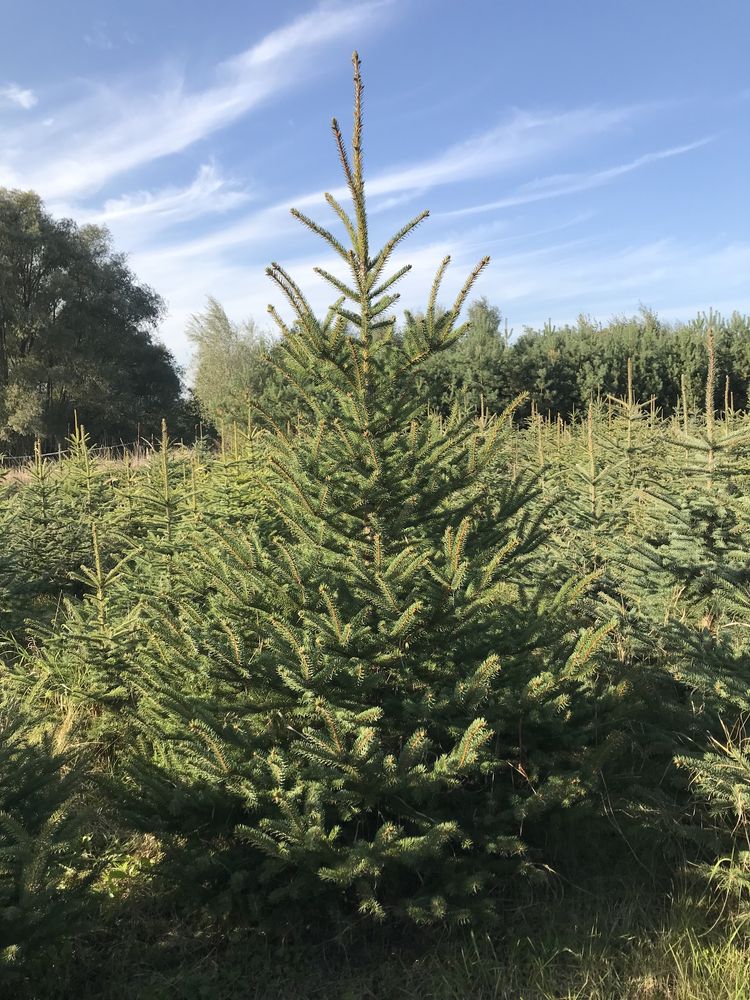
0 428 123 638
616 331 750 714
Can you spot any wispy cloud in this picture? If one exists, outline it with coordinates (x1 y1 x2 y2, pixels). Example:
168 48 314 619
115 95 716 360
82 164 252 227
363 106 644 197
478 238 750 326
442 139 713 218
83 23 114 51
289 104 647 213
156 103 647 262
83 21 139 49
0 1 390 200
226 0 392 69
0 83 37 110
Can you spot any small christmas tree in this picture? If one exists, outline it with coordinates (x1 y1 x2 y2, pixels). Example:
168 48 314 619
0 713 93 967
125 54 587 927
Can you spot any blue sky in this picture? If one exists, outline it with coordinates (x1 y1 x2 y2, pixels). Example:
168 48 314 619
1 0 749 365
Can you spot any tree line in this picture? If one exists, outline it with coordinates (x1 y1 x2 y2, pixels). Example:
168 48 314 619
190 296 750 432
3 184 750 456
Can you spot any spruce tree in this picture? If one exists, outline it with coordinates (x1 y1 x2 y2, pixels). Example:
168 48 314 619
677 723 750 909
0 442 88 632
3 522 144 761
0 713 93 968
122 54 594 927
617 332 750 715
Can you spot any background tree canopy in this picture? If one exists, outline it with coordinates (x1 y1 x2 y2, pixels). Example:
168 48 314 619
0 188 185 451
187 297 330 433
5 187 750 455
188 295 750 432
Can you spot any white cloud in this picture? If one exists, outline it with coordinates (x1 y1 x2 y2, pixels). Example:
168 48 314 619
235 208 719 360
442 139 713 218
0 2 389 200
85 164 252 227
153 103 649 263
111 102 720 364
139 198 750 377
363 106 643 197
477 238 750 330
83 23 114 51
84 22 140 49
0 83 37 110
227 0 392 69
146 225 750 365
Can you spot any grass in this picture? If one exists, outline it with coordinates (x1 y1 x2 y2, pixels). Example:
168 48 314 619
12 879 750 999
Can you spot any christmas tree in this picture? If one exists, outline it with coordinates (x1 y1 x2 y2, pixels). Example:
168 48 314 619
121 55 597 928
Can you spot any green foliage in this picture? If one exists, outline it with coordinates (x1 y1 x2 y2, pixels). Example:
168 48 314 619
0 714 92 967
116 54 584 928
414 297 511 415
187 298 278 431
193 295 750 433
677 723 750 912
0 188 185 450
2 50 750 993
